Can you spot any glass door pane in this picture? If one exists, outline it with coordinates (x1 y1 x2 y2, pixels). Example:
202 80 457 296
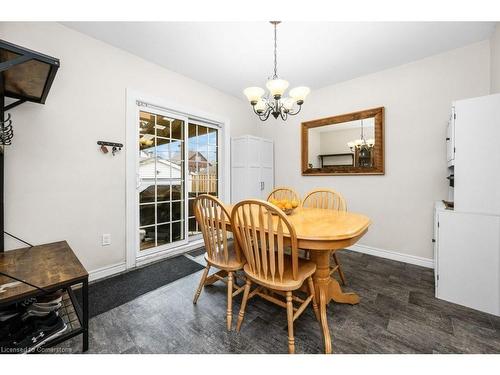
138 110 186 252
187 122 219 236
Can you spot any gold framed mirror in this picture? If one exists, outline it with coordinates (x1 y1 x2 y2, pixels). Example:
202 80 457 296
301 107 385 175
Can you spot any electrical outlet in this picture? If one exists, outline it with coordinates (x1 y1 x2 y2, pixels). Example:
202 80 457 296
102 234 111 246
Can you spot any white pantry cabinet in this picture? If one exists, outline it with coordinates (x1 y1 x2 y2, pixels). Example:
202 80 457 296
231 135 274 203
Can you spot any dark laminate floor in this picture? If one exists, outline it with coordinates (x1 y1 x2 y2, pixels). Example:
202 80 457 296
59 250 500 354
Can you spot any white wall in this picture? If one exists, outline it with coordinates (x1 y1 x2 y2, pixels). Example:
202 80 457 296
260 41 491 261
319 127 375 155
0 22 258 273
491 23 500 94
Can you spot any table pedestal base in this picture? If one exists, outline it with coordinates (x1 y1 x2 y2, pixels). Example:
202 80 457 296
309 250 360 354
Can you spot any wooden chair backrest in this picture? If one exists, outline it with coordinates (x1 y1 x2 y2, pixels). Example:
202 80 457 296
231 199 299 283
267 187 300 204
194 194 239 265
302 188 347 211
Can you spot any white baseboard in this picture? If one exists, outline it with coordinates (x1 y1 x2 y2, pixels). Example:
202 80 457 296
89 262 127 282
347 244 434 269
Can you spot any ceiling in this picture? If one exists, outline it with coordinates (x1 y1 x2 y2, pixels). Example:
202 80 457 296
63 22 496 99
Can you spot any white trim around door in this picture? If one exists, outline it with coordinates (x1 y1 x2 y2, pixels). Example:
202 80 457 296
125 88 231 270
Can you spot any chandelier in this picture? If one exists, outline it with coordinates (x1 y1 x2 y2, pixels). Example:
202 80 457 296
347 119 375 151
243 21 310 121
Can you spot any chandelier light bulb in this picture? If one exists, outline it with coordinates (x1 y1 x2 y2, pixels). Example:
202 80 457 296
367 138 375 147
243 87 265 104
266 78 289 99
289 86 311 104
347 141 355 149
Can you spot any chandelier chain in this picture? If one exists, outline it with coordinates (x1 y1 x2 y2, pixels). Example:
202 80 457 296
273 22 278 79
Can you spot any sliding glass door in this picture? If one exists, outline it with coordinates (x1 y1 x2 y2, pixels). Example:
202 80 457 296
138 109 188 254
187 121 219 237
136 107 220 257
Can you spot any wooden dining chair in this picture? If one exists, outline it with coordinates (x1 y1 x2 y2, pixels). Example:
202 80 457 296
231 199 320 354
302 188 348 285
192 194 246 331
267 186 301 204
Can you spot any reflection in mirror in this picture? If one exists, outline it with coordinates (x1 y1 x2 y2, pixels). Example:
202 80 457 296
301 107 384 175
308 118 375 168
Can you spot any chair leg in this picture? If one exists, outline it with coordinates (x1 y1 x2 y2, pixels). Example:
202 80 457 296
193 264 210 304
286 291 295 354
332 252 347 285
226 271 233 331
307 277 320 322
236 279 252 332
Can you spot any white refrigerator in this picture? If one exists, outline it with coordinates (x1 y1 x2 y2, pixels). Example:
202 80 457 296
434 93 500 316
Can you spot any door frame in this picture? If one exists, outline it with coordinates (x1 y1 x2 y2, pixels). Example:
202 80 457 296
126 89 231 269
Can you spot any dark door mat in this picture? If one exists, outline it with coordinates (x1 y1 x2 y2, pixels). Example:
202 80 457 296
187 247 206 257
76 255 204 318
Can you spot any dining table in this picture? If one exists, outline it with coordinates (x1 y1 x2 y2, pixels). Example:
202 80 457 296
206 204 371 354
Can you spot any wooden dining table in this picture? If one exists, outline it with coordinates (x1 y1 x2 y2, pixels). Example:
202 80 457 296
210 204 371 354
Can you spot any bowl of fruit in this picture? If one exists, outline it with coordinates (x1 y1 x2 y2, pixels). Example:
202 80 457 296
268 198 300 215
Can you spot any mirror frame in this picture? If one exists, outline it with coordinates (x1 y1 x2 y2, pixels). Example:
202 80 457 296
301 107 385 176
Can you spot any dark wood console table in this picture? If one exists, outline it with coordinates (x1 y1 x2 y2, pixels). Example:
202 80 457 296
0 241 88 353
318 153 355 168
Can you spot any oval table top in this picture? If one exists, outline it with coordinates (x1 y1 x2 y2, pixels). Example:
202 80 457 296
224 205 371 247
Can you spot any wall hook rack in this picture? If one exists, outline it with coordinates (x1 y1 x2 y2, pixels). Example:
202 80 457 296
0 113 14 146
97 141 123 156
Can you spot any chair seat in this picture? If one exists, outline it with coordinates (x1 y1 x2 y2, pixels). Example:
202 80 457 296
205 243 245 271
243 255 316 291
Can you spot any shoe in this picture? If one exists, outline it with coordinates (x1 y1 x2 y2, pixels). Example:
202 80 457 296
23 302 61 319
0 314 28 350
0 313 23 348
35 291 63 304
19 297 37 308
1 312 59 350
0 310 19 322
13 313 67 353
